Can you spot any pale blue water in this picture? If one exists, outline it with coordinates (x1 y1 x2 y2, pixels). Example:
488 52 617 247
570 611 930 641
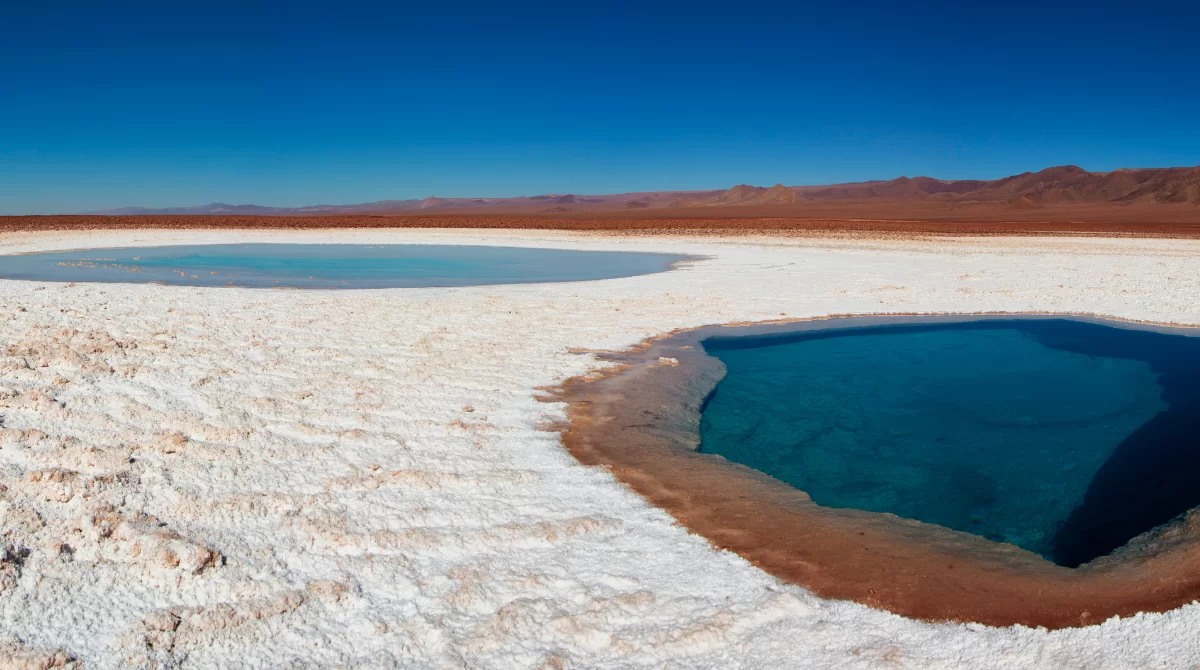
698 319 1200 566
0 244 692 289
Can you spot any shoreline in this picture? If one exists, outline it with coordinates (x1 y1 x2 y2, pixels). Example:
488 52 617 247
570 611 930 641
543 313 1200 629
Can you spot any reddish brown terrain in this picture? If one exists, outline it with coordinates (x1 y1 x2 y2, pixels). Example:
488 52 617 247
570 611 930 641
6 165 1198 236
5 211 1200 238
3 164 1197 237
66 164 1197 214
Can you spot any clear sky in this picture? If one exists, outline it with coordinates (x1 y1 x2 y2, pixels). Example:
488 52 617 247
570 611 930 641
2 1 1198 214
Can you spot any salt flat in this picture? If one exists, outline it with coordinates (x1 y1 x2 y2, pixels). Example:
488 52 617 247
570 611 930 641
1 228 1199 669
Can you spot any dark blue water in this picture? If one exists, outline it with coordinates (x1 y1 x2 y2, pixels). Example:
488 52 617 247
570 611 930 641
0 244 691 289
698 319 1200 567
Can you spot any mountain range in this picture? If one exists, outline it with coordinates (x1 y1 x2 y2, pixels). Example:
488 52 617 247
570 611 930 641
87 165 1200 217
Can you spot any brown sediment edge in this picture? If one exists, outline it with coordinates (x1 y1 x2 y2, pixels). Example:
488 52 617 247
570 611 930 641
541 311 1200 629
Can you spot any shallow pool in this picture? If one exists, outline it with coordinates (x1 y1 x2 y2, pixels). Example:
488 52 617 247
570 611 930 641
0 244 693 289
699 319 1200 567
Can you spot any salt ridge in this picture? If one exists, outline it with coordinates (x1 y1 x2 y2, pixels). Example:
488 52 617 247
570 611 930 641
0 228 1198 668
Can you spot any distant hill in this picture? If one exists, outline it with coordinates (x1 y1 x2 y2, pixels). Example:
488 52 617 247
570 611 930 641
89 200 427 215
84 165 1200 216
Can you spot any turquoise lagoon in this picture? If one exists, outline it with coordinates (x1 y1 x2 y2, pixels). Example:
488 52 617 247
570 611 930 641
0 244 692 289
698 319 1200 567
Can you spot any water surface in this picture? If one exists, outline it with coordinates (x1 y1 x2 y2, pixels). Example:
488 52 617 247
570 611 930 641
0 244 692 288
699 319 1200 567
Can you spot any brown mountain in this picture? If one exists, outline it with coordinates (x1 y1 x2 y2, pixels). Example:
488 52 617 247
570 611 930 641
85 165 1200 221
715 184 769 204
1115 167 1200 204
781 166 1200 206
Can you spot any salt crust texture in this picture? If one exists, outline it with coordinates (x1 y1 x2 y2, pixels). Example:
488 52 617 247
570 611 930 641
1 228 1199 669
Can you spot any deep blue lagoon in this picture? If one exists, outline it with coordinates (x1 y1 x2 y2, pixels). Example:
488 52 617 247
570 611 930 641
698 319 1200 567
0 244 691 289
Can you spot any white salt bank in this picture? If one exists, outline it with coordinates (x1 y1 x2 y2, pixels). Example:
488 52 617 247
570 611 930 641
1 228 1199 668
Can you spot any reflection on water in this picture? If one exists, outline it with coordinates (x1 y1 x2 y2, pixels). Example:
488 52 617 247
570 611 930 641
699 320 1200 567
0 244 693 289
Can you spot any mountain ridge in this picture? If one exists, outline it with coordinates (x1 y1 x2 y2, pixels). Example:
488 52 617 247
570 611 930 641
84 165 1200 215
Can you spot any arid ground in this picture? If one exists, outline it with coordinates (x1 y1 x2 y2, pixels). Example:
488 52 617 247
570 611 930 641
2 225 1200 667
4 210 1200 238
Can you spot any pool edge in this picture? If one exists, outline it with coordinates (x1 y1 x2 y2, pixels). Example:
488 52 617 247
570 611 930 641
540 311 1200 630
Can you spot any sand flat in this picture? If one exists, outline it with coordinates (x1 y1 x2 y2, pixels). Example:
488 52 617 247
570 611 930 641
1 228 1199 668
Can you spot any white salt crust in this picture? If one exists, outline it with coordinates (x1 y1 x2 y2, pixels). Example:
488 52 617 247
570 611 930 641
0 228 1199 668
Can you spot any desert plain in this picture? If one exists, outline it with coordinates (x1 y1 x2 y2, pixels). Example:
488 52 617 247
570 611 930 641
1 220 1200 668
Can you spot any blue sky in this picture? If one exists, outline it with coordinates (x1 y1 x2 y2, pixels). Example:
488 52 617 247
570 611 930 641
2 1 1198 213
